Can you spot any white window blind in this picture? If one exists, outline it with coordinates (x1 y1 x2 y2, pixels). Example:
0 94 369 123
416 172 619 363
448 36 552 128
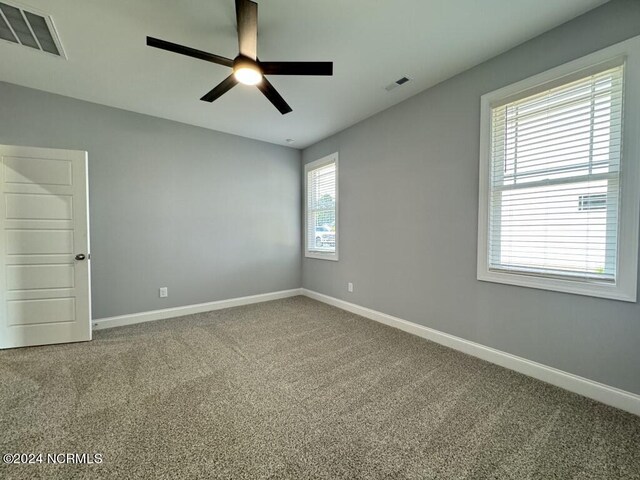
488 65 624 282
305 154 338 259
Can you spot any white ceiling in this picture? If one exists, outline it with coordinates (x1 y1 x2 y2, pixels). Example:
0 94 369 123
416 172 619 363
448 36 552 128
0 0 608 148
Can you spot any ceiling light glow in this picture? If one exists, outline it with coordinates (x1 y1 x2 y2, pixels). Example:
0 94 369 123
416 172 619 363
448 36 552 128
234 66 262 85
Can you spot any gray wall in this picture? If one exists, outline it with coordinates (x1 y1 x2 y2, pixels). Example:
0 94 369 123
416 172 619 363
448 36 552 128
302 0 640 395
0 82 301 319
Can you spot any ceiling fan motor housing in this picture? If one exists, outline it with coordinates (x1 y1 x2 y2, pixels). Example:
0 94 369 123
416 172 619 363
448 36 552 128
233 55 262 74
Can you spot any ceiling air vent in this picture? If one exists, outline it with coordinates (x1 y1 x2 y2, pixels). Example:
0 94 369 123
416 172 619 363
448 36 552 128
385 76 411 92
0 1 64 57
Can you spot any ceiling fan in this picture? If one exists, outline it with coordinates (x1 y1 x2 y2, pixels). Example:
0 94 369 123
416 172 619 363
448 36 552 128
147 0 333 115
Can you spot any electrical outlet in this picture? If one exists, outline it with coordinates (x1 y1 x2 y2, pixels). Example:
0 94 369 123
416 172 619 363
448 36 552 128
347 282 354 293
159 287 168 298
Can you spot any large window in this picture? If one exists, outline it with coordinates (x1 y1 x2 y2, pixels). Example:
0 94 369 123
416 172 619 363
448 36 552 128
478 42 640 302
305 153 338 260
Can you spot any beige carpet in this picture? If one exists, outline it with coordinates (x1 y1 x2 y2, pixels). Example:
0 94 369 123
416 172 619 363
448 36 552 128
1 296 639 479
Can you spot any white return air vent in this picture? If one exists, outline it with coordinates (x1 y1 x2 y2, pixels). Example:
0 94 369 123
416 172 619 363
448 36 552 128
0 1 65 57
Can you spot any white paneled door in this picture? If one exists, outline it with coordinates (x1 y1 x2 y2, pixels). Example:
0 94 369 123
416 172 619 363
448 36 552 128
0 145 91 349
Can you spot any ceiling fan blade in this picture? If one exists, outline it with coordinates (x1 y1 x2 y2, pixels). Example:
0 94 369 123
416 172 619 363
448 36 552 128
236 0 258 59
201 75 239 102
147 36 234 68
257 77 292 115
259 62 333 76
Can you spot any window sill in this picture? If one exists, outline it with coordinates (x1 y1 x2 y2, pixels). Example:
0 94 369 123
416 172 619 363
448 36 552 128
477 268 636 302
305 252 339 262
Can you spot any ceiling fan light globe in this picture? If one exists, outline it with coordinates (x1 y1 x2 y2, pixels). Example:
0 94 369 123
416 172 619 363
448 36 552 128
234 67 263 85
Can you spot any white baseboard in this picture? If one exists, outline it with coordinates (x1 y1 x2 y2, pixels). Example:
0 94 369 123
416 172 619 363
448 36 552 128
301 289 640 417
91 286 639 416
93 288 303 331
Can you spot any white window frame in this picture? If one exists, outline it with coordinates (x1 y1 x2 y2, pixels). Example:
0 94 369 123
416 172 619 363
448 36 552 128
477 36 640 302
305 153 339 261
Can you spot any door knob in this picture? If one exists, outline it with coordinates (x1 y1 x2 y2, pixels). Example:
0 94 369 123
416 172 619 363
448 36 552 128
75 254 86 261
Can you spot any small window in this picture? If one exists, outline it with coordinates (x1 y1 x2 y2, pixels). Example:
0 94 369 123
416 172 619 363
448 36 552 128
478 41 640 302
305 153 338 260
